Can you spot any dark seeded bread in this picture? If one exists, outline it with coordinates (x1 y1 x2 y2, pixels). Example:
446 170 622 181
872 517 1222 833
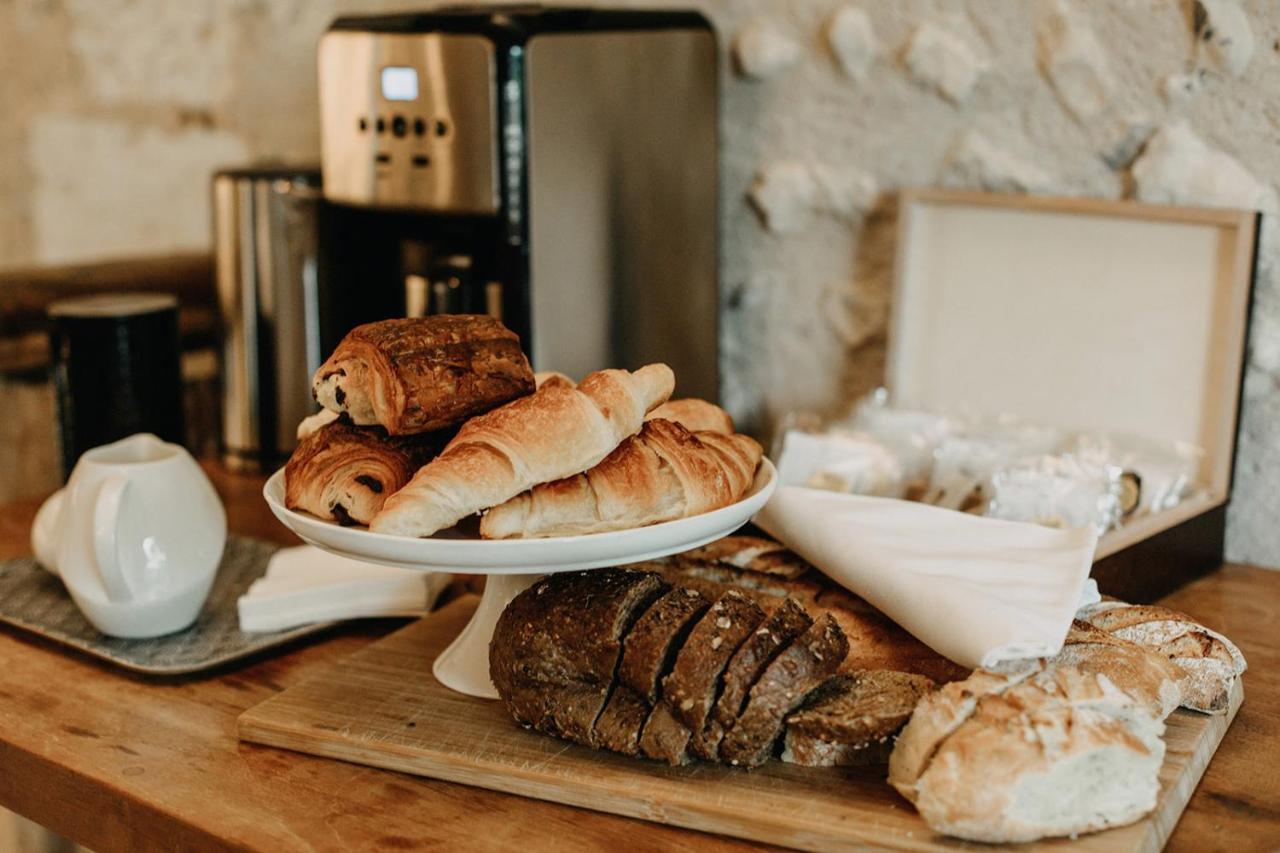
490 569 668 746
638 702 692 765
661 590 766 759
702 597 814 759
719 613 850 767
781 670 935 767
619 586 711 701
660 539 969 686
593 685 653 756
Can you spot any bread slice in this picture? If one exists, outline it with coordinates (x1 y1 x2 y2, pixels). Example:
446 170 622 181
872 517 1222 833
719 614 849 768
907 666 1165 843
661 590 767 760
638 703 692 765
599 586 711 758
619 587 711 701
1077 601 1246 714
489 569 668 747
781 670 935 767
702 598 814 759
593 686 652 756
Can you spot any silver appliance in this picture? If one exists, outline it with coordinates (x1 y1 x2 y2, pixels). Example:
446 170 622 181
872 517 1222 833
317 6 720 399
213 167 323 471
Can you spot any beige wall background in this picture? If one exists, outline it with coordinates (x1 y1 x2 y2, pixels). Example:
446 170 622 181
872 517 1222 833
2 0 1279 567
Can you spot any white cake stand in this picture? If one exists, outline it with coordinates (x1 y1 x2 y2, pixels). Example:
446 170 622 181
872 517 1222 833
263 460 777 698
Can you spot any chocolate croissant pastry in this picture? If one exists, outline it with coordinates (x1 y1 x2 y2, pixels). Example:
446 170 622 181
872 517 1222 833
285 420 446 526
313 315 535 435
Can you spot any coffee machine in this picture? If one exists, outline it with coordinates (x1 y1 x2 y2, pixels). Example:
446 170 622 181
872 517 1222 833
316 6 719 400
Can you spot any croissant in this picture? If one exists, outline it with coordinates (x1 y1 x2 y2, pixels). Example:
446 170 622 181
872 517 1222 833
312 315 534 435
480 418 762 539
645 399 734 435
285 420 446 525
369 364 675 537
534 370 575 390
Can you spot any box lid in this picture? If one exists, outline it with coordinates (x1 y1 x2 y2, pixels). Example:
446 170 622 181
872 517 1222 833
888 190 1257 558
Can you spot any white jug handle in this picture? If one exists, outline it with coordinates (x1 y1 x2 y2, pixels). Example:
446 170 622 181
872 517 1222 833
31 489 65 574
93 475 134 603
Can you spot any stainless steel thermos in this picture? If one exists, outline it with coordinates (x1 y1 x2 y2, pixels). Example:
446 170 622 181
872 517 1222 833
212 167 323 472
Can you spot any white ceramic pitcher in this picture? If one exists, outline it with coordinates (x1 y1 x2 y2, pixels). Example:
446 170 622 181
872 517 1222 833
31 434 226 638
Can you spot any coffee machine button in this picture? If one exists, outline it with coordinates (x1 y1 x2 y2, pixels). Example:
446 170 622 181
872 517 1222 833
375 117 386 134
392 115 407 137
434 118 449 137
413 117 426 137
358 117 368 132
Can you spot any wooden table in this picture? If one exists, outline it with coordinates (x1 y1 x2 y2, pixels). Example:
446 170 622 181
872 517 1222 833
0 466 1275 852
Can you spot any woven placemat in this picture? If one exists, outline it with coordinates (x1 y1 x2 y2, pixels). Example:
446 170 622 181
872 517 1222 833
0 535 333 675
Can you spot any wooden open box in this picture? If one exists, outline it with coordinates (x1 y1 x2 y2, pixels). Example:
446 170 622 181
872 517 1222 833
889 189 1259 601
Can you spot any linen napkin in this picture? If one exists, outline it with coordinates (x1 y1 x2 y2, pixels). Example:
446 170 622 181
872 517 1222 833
755 486 1097 669
238 546 449 632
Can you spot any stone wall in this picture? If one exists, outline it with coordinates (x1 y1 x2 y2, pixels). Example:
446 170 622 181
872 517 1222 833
2 0 1278 567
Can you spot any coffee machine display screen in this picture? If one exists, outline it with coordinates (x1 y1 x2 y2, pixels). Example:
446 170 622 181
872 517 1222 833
380 66 418 101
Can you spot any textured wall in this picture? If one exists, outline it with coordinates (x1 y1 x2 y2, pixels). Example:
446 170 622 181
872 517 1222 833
2 0 1278 567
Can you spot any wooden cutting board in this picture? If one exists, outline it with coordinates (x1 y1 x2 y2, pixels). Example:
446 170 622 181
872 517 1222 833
237 596 1242 852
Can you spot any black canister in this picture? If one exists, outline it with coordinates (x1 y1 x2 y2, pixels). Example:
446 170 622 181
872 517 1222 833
48 293 185 480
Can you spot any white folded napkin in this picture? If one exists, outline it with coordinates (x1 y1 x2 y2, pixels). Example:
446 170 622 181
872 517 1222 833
755 486 1097 669
238 545 450 633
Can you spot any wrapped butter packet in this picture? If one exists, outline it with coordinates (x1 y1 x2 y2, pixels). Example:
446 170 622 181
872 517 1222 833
923 421 1066 512
776 429 906 498
849 388 955 493
987 454 1123 536
1072 432 1204 515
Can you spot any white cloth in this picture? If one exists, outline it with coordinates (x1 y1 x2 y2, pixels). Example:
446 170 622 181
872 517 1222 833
754 486 1097 669
238 545 449 633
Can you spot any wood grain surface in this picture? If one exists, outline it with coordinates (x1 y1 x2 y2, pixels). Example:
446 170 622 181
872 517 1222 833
237 596 1244 852
0 467 1275 852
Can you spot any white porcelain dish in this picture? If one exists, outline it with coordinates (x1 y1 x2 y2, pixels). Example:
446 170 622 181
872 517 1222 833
262 459 776 574
263 459 777 699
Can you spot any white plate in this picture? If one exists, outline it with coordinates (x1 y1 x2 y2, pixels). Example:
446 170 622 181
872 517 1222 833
262 459 777 575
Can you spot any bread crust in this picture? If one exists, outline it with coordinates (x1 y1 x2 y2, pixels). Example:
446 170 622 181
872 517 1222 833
313 316 534 435
371 364 674 537
906 667 1165 843
1078 601 1247 714
489 569 668 747
284 420 444 525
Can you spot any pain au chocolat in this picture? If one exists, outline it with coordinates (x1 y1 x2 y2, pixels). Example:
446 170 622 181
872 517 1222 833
284 419 446 526
312 315 535 436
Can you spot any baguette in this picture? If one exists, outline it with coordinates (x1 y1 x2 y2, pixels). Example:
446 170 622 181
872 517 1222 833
371 364 674 537
479 419 761 539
